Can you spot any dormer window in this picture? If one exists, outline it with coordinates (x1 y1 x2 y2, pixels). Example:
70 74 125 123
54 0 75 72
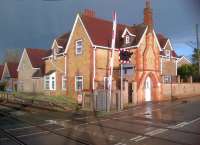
125 35 130 44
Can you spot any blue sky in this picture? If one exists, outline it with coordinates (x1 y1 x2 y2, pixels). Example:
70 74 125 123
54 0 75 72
0 0 199 61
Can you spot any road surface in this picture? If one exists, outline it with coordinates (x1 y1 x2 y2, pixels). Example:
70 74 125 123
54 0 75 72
0 97 200 145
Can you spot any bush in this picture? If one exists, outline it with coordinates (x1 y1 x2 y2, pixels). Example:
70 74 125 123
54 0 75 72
0 82 7 91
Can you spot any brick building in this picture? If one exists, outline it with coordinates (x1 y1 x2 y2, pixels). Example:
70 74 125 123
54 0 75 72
62 0 178 105
17 48 48 93
43 33 70 96
1 62 18 91
177 56 192 68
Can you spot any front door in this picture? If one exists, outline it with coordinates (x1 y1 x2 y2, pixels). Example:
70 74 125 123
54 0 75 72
128 83 133 103
144 76 152 102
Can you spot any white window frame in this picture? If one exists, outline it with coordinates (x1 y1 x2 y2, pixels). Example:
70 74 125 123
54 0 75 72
125 35 130 44
165 50 171 60
44 72 56 91
76 39 83 55
75 76 83 91
104 77 109 90
51 76 55 90
164 75 171 84
44 76 50 90
62 75 67 90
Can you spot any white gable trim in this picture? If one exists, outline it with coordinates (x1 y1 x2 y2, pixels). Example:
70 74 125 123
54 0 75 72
163 39 169 50
17 48 38 72
51 39 63 49
163 39 174 51
167 39 174 50
122 28 136 38
17 48 26 72
177 56 192 64
153 30 162 51
64 14 94 54
2 63 10 79
136 26 148 48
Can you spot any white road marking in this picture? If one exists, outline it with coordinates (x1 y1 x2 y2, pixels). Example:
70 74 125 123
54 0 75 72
129 117 200 143
145 129 168 136
188 117 200 124
114 142 126 145
130 135 143 141
134 136 148 142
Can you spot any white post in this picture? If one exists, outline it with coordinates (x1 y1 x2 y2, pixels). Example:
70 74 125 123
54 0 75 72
120 63 123 110
108 11 117 112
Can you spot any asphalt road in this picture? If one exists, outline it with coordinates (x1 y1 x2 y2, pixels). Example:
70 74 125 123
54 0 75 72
0 97 200 145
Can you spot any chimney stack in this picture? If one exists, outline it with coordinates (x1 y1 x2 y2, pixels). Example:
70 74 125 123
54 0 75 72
83 9 96 17
144 0 153 32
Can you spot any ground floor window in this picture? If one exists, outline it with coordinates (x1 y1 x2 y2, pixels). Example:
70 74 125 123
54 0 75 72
164 75 171 84
45 76 50 90
75 76 83 91
44 72 56 90
104 77 109 90
62 75 67 90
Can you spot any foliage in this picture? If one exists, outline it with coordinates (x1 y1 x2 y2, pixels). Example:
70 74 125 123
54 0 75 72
0 82 7 91
192 48 200 74
178 64 195 81
2 48 21 63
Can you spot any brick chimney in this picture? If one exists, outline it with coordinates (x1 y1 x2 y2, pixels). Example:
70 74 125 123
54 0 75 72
83 9 96 17
144 0 153 32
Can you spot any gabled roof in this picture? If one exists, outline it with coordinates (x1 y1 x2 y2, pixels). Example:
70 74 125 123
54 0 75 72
7 62 18 78
0 65 4 80
56 32 70 49
177 55 192 64
157 33 177 58
157 33 168 48
80 14 147 48
26 48 48 68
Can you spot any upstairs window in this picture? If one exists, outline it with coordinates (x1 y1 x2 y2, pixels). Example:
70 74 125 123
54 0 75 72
125 35 130 44
165 50 171 60
76 40 83 55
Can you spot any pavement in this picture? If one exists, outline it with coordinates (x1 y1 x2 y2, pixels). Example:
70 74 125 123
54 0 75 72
0 97 200 145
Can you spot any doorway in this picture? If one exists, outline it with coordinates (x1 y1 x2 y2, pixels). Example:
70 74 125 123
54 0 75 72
144 76 152 102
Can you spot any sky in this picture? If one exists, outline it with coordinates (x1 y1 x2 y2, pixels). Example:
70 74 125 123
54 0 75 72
0 0 200 61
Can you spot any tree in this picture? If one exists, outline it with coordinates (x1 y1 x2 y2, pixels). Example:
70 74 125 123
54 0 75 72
2 48 21 63
177 64 195 82
192 48 200 74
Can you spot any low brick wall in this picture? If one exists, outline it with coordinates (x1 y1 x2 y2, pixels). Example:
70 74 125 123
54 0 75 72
162 83 200 100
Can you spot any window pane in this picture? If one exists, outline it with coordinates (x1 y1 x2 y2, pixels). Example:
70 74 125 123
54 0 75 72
62 76 66 90
76 40 83 54
76 76 83 91
45 76 50 90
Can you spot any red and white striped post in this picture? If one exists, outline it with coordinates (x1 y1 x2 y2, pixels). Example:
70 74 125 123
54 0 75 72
108 11 117 111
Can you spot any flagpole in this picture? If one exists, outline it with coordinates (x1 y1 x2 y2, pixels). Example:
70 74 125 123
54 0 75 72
108 11 117 112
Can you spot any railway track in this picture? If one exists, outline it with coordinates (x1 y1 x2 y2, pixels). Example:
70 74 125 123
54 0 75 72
0 104 91 145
